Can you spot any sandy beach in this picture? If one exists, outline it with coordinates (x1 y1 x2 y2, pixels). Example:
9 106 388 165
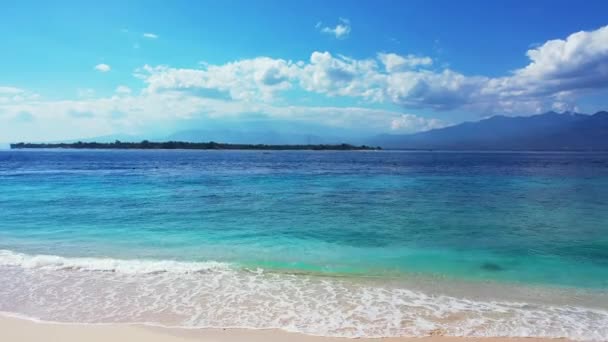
1 315 570 342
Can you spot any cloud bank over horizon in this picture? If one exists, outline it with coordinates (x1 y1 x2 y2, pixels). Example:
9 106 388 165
1 23 608 142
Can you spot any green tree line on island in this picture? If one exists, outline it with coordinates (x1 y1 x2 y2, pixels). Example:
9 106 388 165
10 140 381 151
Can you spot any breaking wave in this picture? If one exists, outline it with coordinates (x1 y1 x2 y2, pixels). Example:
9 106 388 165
1 249 607 341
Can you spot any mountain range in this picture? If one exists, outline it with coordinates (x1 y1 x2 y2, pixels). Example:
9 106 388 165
369 111 608 150
10 111 607 151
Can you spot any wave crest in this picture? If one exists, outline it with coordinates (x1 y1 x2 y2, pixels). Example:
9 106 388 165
0 250 232 274
1 249 607 341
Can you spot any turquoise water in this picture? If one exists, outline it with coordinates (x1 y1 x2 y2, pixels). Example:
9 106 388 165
1 150 608 339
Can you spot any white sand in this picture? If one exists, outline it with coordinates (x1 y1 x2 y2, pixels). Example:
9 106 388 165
0 315 570 342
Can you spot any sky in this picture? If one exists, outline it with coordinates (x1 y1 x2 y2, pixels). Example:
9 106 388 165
1 0 608 142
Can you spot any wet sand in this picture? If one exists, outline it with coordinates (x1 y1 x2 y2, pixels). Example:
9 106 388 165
0 315 571 342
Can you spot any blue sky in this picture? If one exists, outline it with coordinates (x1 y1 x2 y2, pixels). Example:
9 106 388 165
1 0 608 142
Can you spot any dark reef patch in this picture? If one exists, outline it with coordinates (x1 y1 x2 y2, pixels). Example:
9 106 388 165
481 262 505 272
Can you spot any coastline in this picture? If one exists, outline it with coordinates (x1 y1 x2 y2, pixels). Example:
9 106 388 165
0 315 571 342
1 249 607 341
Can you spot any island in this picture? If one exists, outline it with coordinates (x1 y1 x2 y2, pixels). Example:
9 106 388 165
10 141 381 151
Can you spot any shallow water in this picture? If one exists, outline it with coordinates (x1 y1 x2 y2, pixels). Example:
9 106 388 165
0 150 607 339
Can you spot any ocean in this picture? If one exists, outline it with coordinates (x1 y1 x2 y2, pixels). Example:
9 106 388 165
0 150 607 340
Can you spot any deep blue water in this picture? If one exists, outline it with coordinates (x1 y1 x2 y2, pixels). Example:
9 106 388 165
1 149 607 288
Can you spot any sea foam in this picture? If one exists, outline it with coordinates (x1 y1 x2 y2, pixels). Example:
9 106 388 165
0 249 232 274
1 250 607 341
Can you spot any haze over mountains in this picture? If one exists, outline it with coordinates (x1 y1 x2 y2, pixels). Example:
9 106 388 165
165 111 608 150
168 129 344 145
370 111 608 150
6 111 607 151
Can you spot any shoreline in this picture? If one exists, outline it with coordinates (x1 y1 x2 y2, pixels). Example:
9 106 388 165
1 249 606 341
0 315 571 342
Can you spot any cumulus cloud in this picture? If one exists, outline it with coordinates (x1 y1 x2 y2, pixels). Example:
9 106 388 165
298 52 384 101
94 64 111 72
494 25 608 100
143 33 159 39
519 26 608 82
4 24 608 142
137 57 299 101
378 53 433 72
295 51 481 110
134 23 608 113
317 18 351 39
360 25 607 112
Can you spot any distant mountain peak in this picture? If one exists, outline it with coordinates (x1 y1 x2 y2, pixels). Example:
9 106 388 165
369 110 608 151
594 110 608 117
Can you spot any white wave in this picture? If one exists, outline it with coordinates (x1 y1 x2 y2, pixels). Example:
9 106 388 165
0 249 607 341
0 249 232 274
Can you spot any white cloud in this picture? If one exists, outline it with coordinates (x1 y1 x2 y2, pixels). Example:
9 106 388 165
390 114 445 133
318 18 351 39
4 24 608 142
551 100 579 113
143 33 158 39
378 53 433 72
299 52 384 101
0 88 432 142
0 86 39 104
77 88 95 98
134 22 608 113
94 64 111 72
465 25 608 113
134 24 608 114
519 26 608 81
0 86 25 95
115 85 132 95
133 50 478 111
492 25 608 100
137 57 299 101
